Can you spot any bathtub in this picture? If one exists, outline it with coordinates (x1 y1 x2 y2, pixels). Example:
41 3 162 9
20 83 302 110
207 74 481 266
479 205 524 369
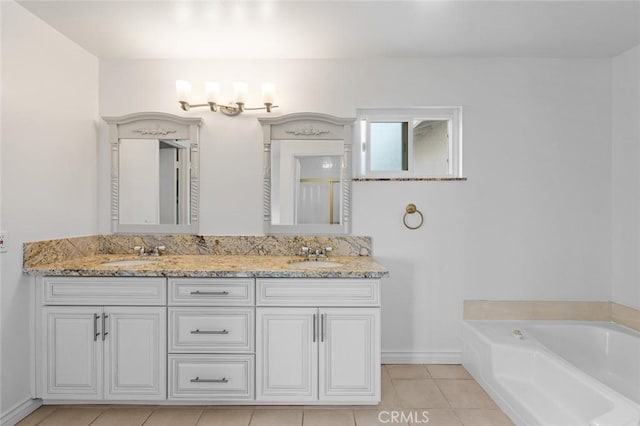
462 321 640 426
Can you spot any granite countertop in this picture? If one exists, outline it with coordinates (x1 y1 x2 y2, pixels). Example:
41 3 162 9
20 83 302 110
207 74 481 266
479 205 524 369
24 254 389 279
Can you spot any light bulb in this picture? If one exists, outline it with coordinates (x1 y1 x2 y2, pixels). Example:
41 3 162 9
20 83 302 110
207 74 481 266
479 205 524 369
205 81 220 104
233 82 248 104
261 82 275 105
175 80 191 102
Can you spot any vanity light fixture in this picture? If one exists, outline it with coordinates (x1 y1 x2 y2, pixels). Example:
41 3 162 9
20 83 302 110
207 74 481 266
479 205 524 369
176 80 278 116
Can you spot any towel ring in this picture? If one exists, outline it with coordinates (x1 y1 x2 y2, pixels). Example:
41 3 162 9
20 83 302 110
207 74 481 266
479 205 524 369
403 203 424 230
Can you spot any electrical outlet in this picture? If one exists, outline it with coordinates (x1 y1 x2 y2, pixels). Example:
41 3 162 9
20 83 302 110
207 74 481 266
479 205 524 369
0 231 6 253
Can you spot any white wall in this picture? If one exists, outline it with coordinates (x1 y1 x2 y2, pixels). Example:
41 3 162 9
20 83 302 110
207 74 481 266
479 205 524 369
99 58 612 360
1 1 98 417
612 45 640 310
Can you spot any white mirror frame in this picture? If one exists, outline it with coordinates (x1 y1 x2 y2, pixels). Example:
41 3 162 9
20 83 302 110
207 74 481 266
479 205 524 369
258 112 355 235
103 112 203 234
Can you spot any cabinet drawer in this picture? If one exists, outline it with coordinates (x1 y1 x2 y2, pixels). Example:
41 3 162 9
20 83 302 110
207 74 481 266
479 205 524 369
168 354 254 400
168 278 254 306
256 279 380 307
169 308 254 353
42 277 166 305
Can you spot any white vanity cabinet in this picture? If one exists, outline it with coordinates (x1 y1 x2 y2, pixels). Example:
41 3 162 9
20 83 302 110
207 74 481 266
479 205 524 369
33 274 382 405
256 279 381 403
36 277 166 401
167 278 255 401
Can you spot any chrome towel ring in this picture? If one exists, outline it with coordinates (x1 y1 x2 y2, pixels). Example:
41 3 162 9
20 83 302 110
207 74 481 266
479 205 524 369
403 203 424 230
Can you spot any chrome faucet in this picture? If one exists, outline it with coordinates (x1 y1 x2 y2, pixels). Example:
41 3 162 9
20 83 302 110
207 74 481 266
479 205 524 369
133 245 166 257
300 245 332 260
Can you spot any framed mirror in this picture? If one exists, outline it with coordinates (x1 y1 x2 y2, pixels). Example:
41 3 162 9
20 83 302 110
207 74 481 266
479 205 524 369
103 112 203 234
258 112 355 235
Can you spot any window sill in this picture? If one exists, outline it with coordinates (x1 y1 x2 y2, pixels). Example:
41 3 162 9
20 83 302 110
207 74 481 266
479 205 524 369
352 177 467 182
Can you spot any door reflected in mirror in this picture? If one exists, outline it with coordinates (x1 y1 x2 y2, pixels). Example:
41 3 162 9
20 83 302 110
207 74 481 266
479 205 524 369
119 138 191 226
270 139 344 226
296 156 341 225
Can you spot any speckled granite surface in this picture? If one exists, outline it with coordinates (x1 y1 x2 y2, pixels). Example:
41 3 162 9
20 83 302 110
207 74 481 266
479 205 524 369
23 235 385 278
24 235 372 268
24 254 389 279
98 235 372 257
23 235 100 268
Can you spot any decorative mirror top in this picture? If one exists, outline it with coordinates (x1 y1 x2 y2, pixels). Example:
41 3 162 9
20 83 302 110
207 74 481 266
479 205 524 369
259 112 355 236
103 112 203 234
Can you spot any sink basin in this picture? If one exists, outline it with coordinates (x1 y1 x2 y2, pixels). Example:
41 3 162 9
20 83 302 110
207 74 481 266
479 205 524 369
101 259 158 267
289 260 342 268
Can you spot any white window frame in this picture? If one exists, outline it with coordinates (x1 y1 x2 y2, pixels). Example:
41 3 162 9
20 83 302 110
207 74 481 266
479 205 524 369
356 107 463 179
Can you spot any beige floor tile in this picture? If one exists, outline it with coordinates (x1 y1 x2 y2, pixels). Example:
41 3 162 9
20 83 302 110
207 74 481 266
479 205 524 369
303 406 354 410
392 379 450 409
91 407 154 426
378 375 403 408
426 365 472 380
142 407 204 426
436 381 497 409
17 406 57 426
205 406 255 409
250 409 303 426
414 409 462 426
386 365 430 380
353 409 407 426
303 409 354 426
253 405 302 409
197 409 254 426
36 407 106 426
453 409 513 426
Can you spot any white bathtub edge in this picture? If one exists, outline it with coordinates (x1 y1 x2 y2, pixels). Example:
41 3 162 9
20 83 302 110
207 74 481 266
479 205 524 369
462 320 640 426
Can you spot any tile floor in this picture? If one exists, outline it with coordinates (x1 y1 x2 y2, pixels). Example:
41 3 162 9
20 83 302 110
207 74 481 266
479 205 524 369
18 365 513 426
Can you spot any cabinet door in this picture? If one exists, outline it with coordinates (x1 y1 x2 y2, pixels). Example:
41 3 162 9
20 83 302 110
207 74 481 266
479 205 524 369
104 307 166 400
319 308 380 402
256 308 318 401
41 307 103 399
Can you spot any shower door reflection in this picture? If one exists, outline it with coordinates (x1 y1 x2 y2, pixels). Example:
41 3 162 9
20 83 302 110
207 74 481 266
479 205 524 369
296 156 341 225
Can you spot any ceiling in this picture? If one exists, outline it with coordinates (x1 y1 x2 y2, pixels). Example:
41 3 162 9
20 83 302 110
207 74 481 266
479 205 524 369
16 1 640 59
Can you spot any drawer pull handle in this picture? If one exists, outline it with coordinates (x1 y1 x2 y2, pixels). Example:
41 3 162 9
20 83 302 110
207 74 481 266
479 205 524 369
191 376 228 383
190 291 229 295
190 329 229 335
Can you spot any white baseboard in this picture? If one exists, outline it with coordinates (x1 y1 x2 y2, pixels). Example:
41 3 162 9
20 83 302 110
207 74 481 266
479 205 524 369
382 351 461 364
1 398 42 426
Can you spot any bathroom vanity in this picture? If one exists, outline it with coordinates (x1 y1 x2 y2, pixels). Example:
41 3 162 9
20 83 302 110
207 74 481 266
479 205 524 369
27 251 387 405
24 112 388 405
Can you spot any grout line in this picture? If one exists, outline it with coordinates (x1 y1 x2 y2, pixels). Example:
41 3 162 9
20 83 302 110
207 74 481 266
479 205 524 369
139 407 154 426
87 406 109 425
193 406 205 426
33 406 58 426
